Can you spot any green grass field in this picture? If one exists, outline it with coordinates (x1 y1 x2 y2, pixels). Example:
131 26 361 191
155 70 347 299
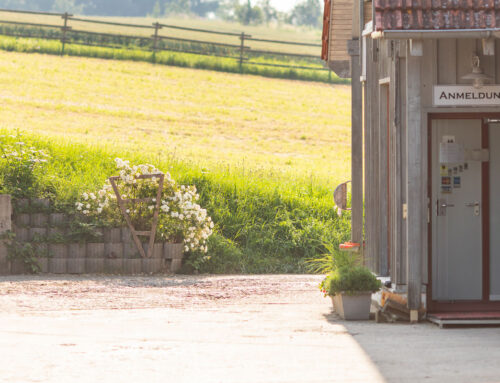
0 50 352 273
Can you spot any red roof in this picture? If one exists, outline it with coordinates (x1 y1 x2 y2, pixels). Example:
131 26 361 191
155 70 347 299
374 0 500 31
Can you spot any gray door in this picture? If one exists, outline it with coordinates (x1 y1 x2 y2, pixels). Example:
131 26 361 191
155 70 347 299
489 122 500 301
432 119 482 301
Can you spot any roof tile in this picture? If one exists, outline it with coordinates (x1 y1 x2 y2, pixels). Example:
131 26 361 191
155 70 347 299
375 0 500 29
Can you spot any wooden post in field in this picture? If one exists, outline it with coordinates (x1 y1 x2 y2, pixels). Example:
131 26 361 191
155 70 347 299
349 0 363 251
152 22 161 64
60 12 71 55
239 32 246 73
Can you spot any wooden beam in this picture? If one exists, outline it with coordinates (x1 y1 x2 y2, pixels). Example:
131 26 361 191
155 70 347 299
363 78 371 268
378 82 389 276
364 38 373 270
390 53 400 283
370 39 381 273
350 38 363 249
352 0 360 39
406 44 423 311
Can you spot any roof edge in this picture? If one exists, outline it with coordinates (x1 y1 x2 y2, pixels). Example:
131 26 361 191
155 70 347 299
372 29 500 39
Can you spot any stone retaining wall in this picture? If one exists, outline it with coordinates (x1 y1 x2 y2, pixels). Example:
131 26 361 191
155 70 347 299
0 196 184 275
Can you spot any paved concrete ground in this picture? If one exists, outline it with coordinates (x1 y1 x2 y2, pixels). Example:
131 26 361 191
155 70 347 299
0 275 500 383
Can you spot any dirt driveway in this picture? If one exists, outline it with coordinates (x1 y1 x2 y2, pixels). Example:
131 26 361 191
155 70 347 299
1 275 500 383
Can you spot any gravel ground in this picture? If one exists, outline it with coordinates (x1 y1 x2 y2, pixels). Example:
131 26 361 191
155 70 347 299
0 274 321 312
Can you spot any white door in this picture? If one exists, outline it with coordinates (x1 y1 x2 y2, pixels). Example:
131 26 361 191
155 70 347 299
432 119 482 301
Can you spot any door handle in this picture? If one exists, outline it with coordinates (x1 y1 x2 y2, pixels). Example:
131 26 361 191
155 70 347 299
465 202 480 207
440 203 455 208
437 199 454 216
465 202 481 216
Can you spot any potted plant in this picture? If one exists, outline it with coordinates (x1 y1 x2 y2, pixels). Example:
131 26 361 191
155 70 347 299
320 260 381 320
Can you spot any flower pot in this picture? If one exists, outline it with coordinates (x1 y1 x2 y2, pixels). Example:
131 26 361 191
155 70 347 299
331 292 372 320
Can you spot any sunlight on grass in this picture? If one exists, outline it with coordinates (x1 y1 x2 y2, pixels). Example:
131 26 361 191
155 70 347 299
0 50 351 188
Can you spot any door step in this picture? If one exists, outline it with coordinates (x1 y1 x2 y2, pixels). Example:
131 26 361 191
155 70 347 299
428 312 500 328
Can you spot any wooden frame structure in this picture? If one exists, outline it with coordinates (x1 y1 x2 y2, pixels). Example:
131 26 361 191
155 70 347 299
109 173 164 259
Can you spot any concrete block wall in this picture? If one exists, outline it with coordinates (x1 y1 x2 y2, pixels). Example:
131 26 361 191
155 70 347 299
0 195 11 275
1 197 185 275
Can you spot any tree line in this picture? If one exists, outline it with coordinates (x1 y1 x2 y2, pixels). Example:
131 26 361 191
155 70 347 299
0 0 322 28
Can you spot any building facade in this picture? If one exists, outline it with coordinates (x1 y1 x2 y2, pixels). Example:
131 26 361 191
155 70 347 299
323 0 500 319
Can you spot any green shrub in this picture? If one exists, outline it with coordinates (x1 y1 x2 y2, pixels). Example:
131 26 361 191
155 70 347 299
0 133 49 198
321 266 382 296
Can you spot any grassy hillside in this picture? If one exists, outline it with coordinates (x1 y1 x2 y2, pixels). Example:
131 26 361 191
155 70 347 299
0 51 351 187
0 51 352 273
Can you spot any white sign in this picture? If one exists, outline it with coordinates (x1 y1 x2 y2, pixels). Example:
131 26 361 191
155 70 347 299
434 85 500 107
440 142 464 163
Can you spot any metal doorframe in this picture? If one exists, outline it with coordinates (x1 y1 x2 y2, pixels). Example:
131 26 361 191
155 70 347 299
427 112 500 313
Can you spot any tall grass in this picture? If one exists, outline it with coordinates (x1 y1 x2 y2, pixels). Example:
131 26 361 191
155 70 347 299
0 130 351 274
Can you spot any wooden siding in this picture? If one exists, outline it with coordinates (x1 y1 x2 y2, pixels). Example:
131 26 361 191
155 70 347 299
364 37 500 300
326 0 372 77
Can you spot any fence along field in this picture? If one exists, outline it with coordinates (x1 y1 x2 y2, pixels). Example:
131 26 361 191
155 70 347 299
0 8 341 83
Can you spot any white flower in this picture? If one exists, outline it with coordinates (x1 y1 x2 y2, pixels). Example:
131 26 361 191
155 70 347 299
83 193 89 200
97 207 102 214
86 204 90 209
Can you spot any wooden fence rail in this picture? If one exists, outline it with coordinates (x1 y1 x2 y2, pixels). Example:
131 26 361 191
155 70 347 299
0 8 331 77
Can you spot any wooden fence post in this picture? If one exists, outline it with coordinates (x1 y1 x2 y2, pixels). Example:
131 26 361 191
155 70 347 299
152 22 161 63
60 12 71 55
239 32 246 73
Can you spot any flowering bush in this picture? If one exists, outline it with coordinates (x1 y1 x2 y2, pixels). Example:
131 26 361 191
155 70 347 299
76 158 214 253
0 135 49 197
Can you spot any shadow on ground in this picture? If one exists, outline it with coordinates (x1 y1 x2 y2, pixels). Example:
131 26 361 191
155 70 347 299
322 310 500 383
